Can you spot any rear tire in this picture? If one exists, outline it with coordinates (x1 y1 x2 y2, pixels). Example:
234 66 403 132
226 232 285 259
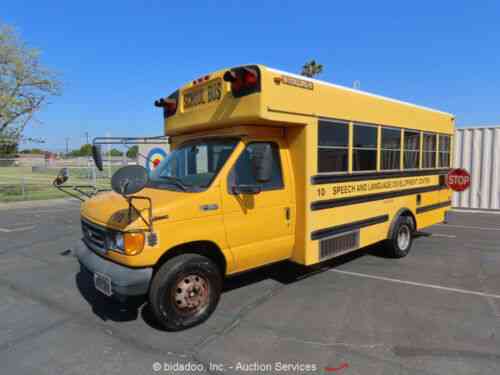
384 216 414 258
149 254 222 331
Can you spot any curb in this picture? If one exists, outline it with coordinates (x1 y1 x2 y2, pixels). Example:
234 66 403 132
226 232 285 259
0 198 80 210
451 208 500 215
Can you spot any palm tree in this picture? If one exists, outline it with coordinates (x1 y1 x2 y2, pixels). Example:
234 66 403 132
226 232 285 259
301 60 323 78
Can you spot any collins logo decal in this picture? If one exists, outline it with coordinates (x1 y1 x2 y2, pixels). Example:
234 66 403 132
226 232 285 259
146 147 167 172
274 75 314 90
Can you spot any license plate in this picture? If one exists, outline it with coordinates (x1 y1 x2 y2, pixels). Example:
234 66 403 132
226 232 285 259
94 272 112 296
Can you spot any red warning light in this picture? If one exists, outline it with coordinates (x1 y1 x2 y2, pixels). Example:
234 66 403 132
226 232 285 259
243 70 257 85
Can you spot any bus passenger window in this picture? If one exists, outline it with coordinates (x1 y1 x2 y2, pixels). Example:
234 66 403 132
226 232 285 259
353 124 377 171
439 135 451 167
423 133 437 168
381 127 401 170
403 130 420 169
318 120 348 173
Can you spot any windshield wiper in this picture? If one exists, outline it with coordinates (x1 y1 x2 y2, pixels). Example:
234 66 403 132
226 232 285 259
157 176 190 191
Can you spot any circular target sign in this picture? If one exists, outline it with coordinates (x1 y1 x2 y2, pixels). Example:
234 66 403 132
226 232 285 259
146 147 167 173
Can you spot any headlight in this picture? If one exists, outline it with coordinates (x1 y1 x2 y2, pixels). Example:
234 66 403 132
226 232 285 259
114 233 124 250
110 232 145 256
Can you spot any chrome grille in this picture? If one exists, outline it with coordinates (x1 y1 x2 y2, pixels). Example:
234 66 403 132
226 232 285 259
319 231 359 260
82 220 108 254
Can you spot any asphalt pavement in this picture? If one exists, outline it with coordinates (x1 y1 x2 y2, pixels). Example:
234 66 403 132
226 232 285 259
1 199 499 375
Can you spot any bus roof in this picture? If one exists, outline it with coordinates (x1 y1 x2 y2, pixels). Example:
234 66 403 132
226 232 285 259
162 64 454 137
265 67 453 118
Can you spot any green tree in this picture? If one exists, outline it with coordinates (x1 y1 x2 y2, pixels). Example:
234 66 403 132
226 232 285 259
109 148 123 157
68 143 92 157
301 60 323 78
20 147 45 154
0 138 17 157
126 145 138 158
0 128 18 157
0 23 61 138
79 143 92 156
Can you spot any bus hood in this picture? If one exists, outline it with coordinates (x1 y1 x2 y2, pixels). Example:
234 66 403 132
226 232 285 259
80 188 211 231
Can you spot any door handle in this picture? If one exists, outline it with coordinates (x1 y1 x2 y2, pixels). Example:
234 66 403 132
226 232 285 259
285 207 291 222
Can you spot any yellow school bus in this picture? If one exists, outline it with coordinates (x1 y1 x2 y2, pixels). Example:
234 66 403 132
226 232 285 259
75 65 453 330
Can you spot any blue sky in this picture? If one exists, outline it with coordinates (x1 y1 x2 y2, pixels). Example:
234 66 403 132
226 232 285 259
3 1 500 151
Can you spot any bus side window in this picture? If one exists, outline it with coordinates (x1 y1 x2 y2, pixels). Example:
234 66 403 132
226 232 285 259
317 120 349 173
439 134 451 167
403 130 420 169
353 123 377 171
381 127 401 170
423 133 437 168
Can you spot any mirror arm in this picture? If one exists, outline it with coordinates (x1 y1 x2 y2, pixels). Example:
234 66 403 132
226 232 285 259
52 181 85 201
74 186 97 198
126 196 154 233
52 180 99 201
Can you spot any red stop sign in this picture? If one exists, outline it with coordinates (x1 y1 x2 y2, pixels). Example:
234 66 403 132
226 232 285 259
446 168 471 192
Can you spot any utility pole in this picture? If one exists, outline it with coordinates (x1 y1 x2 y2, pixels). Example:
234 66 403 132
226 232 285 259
106 131 111 178
85 131 90 179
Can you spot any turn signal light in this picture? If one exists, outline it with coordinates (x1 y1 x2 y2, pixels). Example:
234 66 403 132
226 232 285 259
123 232 145 256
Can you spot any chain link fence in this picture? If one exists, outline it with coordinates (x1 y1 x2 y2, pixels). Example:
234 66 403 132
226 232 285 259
0 156 138 202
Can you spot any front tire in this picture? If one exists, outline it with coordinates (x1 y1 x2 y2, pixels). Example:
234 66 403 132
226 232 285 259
384 216 414 258
149 254 222 331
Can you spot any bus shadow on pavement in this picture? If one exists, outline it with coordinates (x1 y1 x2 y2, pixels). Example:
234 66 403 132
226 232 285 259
75 243 385 331
75 266 145 323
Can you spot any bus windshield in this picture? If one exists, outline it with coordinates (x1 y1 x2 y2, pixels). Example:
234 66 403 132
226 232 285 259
148 138 239 192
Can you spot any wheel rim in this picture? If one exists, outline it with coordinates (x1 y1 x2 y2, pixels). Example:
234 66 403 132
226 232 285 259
397 225 411 251
171 274 210 315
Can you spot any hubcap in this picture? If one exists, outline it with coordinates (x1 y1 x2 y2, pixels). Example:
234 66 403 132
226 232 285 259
172 274 209 314
397 225 411 250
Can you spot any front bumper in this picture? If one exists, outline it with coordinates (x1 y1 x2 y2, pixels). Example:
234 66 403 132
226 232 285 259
75 240 153 298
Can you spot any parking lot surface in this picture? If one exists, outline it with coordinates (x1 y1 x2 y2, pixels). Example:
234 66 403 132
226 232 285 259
1 200 499 374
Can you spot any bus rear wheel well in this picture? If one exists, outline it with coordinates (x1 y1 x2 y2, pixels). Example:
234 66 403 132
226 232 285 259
388 209 417 239
154 241 227 277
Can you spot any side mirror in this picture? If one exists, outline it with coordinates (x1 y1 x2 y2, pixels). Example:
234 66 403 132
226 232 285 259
54 168 69 186
92 145 103 171
251 143 273 183
111 165 149 196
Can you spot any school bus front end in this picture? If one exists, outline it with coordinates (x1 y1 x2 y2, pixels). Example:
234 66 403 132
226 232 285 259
76 64 453 330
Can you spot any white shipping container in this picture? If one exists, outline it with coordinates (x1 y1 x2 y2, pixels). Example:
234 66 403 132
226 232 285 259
453 127 500 210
